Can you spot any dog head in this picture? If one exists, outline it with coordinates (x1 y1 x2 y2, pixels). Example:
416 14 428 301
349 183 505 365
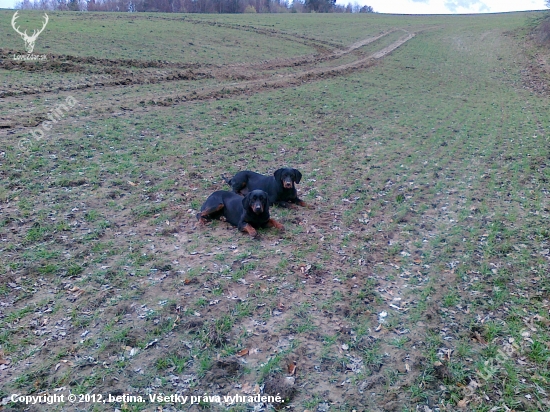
274 168 302 189
243 190 268 215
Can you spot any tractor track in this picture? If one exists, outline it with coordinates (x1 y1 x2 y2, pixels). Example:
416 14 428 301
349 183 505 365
67 12 345 51
1 30 415 130
0 30 395 98
183 17 343 53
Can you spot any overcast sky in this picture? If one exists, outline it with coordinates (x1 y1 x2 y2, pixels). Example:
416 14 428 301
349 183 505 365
0 0 547 13
356 0 547 14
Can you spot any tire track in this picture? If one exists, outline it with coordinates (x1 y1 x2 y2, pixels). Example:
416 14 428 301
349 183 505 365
1 31 415 129
68 12 345 51
184 18 336 54
0 29 399 98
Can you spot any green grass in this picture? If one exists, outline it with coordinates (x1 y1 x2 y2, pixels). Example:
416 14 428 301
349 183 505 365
1 9 550 412
0 11 314 63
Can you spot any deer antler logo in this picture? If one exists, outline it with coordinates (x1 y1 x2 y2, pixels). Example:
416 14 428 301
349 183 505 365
11 11 49 54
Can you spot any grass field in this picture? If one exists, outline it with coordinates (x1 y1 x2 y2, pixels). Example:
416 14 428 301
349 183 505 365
1 9 550 412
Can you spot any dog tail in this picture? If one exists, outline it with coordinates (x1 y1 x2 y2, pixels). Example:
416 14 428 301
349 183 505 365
221 174 232 185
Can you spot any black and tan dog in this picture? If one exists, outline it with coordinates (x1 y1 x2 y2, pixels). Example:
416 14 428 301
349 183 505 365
222 168 310 208
196 190 284 238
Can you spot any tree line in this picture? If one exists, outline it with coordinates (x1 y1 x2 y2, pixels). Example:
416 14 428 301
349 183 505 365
16 0 375 13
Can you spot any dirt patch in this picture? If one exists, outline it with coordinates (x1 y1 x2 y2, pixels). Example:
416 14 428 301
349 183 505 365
263 374 297 406
518 17 550 97
532 16 550 44
205 358 242 387
522 47 550 96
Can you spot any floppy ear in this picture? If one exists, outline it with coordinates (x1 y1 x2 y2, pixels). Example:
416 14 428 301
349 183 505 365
274 168 284 182
293 169 302 184
242 193 251 210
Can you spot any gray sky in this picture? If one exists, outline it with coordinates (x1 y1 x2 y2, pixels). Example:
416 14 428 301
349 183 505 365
0 0 547 14
355 0 547 14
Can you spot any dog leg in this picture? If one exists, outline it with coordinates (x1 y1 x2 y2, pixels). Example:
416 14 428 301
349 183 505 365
241 223 258 238
196 204 224 224
297 199 314 209
267 218 285 231
275 201 291 208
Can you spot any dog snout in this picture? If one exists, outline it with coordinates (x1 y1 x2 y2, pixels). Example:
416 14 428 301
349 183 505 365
253 202 263 213
283 179 293 189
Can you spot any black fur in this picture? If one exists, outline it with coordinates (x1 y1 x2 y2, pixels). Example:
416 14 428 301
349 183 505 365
222 168 306 208
197 190 283 237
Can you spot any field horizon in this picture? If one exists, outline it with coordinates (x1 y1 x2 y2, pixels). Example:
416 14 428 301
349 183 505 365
1 9 550 412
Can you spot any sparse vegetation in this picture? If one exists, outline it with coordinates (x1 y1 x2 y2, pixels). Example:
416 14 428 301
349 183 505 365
1 9 550 412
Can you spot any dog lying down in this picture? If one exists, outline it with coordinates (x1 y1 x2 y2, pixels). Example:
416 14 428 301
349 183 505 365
196 190 285 238
223 168 311 208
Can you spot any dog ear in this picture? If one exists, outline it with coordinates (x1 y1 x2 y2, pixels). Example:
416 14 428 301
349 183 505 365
274 168 284 182
293 169 302 184
242 192 252 210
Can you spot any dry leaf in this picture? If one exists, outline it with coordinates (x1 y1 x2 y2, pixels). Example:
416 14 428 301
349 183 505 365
241 382 253 394
171 315 180 330
288 361 297 376
127 181 137 186
236 348 249 357
67 286 85 299
533 314 550 327
0 351 7 365
457 399 468 408
473 331 487 344
145 339 158 349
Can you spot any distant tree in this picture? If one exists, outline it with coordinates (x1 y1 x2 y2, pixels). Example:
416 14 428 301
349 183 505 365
359 4 373 12
18 0 357 13
304 0 334 12
68 0 80 10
